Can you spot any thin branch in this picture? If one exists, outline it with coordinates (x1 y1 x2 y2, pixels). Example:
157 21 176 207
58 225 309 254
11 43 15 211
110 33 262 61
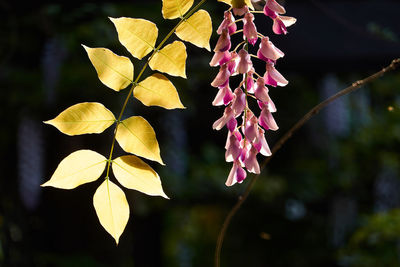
214 58 400 267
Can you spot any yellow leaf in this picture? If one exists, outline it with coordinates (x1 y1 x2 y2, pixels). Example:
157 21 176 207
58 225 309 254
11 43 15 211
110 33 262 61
41 150 107 189
116 116 164 165
218 0 254 9
162 0 194 20
93 180 129 244
112 155 169 199
109 17 158 60
82 45 133 91
44 102 116 136
135 74 185 109
175 10 212 51
149 41 187 78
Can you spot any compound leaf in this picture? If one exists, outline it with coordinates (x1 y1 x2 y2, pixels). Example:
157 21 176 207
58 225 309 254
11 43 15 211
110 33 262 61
93 180 129 244
110 17 158 60
82 45 133 91
112 155 169 198
135 74 185 109
116 116 164 165
149 41 187 78
162 0 194 20
44 102 116 136
41 150 107 189
175 10 212 51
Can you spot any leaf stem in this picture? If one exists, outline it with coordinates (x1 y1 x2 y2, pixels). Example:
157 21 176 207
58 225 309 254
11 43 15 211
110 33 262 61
214 58 400 267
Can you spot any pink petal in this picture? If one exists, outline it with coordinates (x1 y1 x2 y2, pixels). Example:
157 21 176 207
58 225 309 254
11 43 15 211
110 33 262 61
273 17 288 35
244 112 258 142
211 64 230 88
237 49 252 74
227 117 237 132
232 88 246 117
244 146 260 174
264 62 288 87
259 107 279 131
233 6 249 16
225 134 241 162
263 5 278 19
243 12 258 46
280 15 297 27
266 0 286 14
254 77 270 102
214 29 231 52
217 11 237 35
257 36 284 62
213 106 234 130
246 70 255 93
254 128 272 156
212 85 234 106
210 51 231 67
225 161 247 186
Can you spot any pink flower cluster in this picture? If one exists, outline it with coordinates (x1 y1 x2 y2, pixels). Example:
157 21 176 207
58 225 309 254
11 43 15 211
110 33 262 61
210 0 296 186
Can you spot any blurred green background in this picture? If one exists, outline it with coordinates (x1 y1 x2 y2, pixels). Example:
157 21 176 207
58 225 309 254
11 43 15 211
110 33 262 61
1 0 399 266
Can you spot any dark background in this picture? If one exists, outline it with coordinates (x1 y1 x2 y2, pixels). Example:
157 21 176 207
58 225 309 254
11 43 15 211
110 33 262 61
1 0 400 266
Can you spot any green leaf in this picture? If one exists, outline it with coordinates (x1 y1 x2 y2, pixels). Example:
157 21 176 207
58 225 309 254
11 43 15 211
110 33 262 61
112 155 169 198
162 0 194 19
82 45 133 91
44 102 116 136
93 180 129 244
135 74 185 109
116 116 164 164
41 150 107 189
175 10 212 51
110 17 158 60
149 41 187 78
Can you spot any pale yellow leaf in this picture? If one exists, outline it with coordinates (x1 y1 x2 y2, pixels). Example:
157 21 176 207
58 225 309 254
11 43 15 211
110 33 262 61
175 10 212 51
82 45 133 91
149 41 187 78
218 0 254 9
162 0 194 19
135 74 185 109
93 180 129 244
41 150 107 189
109 17 158 60
116 116 164 164
44 102 116 136
112 155 169 198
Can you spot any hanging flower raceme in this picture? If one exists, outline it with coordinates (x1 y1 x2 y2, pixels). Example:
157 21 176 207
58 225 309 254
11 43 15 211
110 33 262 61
210 0 296 186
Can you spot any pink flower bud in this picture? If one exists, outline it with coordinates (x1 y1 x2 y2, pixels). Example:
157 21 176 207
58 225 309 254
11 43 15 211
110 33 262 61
254 77 270 102
217 11 237 35
265 0 286 15
243 12 258 46
272 16 288 35
239 140 251 163
209 51 231 67
253 128 272 156
258 99 277 113
225 160 247 186
212 85 235 106
244 146 260 174
213 106 235 130
232 88 246 117
227 52 239 74
233 5 249 16
245 69 255 93
259 106 279 131
263 62 288 87
257 36 284 62
211 64 230 88
225 133 241 162
214 29 231 52
237 49 252 74
244 111 258 142
227 117 237 132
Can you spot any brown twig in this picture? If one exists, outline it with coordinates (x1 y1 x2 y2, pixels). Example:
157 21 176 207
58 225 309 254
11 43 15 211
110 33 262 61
214 58 400 267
